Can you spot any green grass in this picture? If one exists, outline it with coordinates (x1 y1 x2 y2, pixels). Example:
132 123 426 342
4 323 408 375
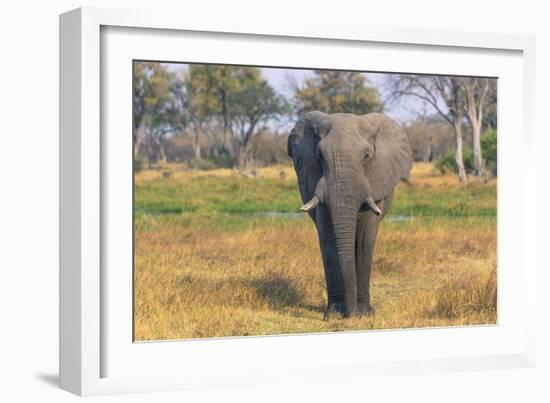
392 183 496 217
135 170 496 219
135 174 300 215
133 163 497 340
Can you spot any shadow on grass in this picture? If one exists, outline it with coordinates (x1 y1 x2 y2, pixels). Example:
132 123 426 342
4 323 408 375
174 273 325 315
249 277 328 316
251 276 303 309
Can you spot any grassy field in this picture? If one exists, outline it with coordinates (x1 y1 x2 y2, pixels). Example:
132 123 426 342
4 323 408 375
134 163 497 341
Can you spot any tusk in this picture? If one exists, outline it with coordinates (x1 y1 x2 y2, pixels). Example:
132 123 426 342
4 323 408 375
300 195 320 212
365 196 382 216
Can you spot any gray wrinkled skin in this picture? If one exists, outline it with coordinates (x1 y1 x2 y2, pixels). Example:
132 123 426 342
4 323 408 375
287 112 413 317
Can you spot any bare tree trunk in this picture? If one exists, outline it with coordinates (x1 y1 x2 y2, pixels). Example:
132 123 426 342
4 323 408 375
222 127 234 157
133 123 146 158
238 142 250 170
454 119 466 182
238 151 246 170
158 139 168 163
150 134 167 164
424 135 433 162
145 135 153 168
133 133 142 157
471 120 484 177
467 110 484 177
464 79 489 178
237 125 256 170
193 128 201 169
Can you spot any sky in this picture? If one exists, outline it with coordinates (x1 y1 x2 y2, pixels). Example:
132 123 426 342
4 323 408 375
163 62 434 129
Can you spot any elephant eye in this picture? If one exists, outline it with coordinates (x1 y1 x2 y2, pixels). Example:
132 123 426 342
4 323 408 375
315 145 323 161
364 146 374 161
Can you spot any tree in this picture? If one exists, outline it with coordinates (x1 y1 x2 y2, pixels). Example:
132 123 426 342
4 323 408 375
183 66 289 169
463 78 490 177
389 75 468 181
227 68 290 168
293 71 384 116
482 80 498 131
184 65 221 167
183 65 243 160
133 63 180 163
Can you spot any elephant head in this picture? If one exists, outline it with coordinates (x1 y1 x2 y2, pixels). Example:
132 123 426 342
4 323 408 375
287 111 412 315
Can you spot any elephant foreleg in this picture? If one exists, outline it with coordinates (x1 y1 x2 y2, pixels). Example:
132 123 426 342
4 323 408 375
315 205 345 315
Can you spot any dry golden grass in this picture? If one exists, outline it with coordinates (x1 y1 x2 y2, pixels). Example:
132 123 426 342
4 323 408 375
138 163 297 182
408 162 496 188
134 163 497 341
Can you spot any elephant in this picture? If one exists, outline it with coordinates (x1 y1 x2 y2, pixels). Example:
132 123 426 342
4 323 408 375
287 111 413 317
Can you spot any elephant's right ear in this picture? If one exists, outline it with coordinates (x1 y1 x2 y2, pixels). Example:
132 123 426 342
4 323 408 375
287 118 305 158
287 132 296 157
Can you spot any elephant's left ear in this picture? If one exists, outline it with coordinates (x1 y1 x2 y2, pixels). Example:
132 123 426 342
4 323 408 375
361 114 413 201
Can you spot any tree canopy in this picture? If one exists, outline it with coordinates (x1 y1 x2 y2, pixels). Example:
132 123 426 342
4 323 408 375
293 71 384 116
133 63 290 168
132 62 496 179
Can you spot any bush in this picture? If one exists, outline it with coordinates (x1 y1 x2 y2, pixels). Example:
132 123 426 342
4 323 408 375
134 156 146 172
434 129 497 176
206 153 234 169
434 147 474 174
481 129 497 175
433 149 454 174
192 158 218 170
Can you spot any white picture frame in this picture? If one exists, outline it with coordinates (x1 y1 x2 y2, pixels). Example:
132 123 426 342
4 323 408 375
59 6 537 396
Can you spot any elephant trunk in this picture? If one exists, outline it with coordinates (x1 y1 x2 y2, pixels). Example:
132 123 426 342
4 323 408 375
326 170 359 316
330 210 358 315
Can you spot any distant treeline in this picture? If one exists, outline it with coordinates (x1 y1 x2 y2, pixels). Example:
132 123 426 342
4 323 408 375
404 116 497 176
146 130 290 171
134 62 497 178
134 63 383 170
